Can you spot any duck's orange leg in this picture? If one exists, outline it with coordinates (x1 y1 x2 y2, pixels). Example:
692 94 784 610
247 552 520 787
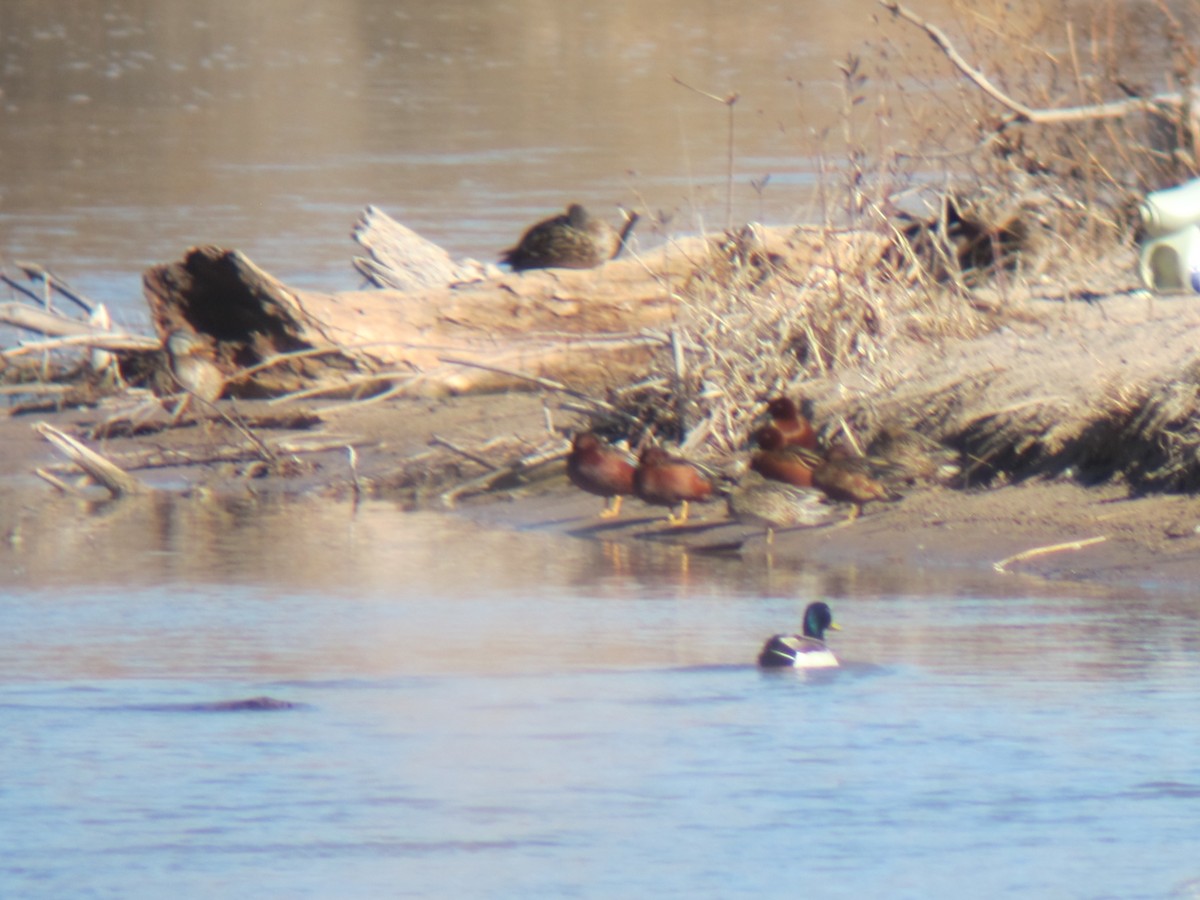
667 500 691 526
598 496 623 519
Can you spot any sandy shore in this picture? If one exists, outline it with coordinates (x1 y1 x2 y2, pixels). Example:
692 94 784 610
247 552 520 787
6 392 1200 597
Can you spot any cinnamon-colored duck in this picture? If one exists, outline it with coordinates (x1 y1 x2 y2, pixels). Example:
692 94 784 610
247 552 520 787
749 425 818 488
763 397 819 450
633 445 716 526
753 425 898 520
566 432 636 519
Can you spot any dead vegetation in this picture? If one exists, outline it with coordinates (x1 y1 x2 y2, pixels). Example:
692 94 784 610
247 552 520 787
9 1 1200 504
583 0 1200 498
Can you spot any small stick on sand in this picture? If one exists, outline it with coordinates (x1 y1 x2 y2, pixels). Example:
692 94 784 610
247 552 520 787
993 535 1108 573
34 422 149 498
429 434 501 472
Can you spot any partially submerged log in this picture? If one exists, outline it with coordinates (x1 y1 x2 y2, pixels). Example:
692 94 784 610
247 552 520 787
142 208 888 399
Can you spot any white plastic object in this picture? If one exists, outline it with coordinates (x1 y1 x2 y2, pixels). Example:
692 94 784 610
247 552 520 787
1140 177 1200 237
1139 224 1200 292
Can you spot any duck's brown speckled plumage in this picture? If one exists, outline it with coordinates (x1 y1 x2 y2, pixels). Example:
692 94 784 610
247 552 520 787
501 204 630 271
726 472 838 542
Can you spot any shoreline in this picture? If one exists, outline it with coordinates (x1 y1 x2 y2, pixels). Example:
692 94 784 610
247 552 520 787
4 395 1200 598
459 474 1200 597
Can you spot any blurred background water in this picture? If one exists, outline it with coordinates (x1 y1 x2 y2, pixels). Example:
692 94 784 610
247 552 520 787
0 0 878 321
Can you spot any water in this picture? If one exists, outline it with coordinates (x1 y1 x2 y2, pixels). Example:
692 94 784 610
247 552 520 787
2 0 1135 322
1 0 865 322
3 498 1200 898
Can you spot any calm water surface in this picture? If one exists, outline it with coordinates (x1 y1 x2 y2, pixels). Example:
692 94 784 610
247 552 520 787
1 0 867 320
3 498 1200 898
0 0 1132 321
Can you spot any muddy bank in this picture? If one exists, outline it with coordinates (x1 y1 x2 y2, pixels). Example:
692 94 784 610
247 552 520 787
5 389 1200 598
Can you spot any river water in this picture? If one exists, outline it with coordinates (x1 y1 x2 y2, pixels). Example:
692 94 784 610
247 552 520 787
3 497 1200 898
5 2 1200 898
1 0 873 321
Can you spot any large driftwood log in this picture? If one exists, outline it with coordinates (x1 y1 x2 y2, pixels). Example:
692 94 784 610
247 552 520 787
142 208 886 398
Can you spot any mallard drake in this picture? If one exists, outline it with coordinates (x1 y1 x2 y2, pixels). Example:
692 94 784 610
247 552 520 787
762 396 819 450
500 204 637 271
633 445 716 526
566 431 637 519
758 601 840 668
725 472 838 543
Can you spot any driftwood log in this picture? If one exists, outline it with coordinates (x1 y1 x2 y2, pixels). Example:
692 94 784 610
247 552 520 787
142 207 887 399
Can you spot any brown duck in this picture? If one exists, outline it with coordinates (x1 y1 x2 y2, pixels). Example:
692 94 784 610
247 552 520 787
566 432 637 519
725 472 839 543
749 425 817 488
753 426 898 520
501 204 637 271
762 396 819 450
633 445 716 526
811 450 900 520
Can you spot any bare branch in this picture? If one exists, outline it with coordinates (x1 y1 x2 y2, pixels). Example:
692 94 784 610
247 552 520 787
878 0 1165 127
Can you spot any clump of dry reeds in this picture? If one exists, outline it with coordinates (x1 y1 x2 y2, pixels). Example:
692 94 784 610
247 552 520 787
629 220 998 458
595 0 1200 497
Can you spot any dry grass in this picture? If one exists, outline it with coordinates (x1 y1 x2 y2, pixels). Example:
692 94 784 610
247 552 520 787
578 0 1200 498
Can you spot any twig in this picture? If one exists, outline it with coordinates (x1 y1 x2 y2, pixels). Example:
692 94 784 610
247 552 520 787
1 333 160 359
0 302 115 339
878 0 1161 127
14 262 96 315
836 416 865 456
266 371 410 405
34 422 149 498
229 346 361 383
429 434 500 471
165 366 278 464
435 356 643 425
671 75 739 228
0 384 72 397
40 433 372 474
317 379 419 415
439 437 570 508
613 211 641 259
0 274 48 307
34 466 88 497
347 446 363 503
273 434 373 455
993 535 1108 573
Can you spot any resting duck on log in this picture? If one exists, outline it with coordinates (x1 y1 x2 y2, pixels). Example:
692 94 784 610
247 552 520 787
501 203 639 271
